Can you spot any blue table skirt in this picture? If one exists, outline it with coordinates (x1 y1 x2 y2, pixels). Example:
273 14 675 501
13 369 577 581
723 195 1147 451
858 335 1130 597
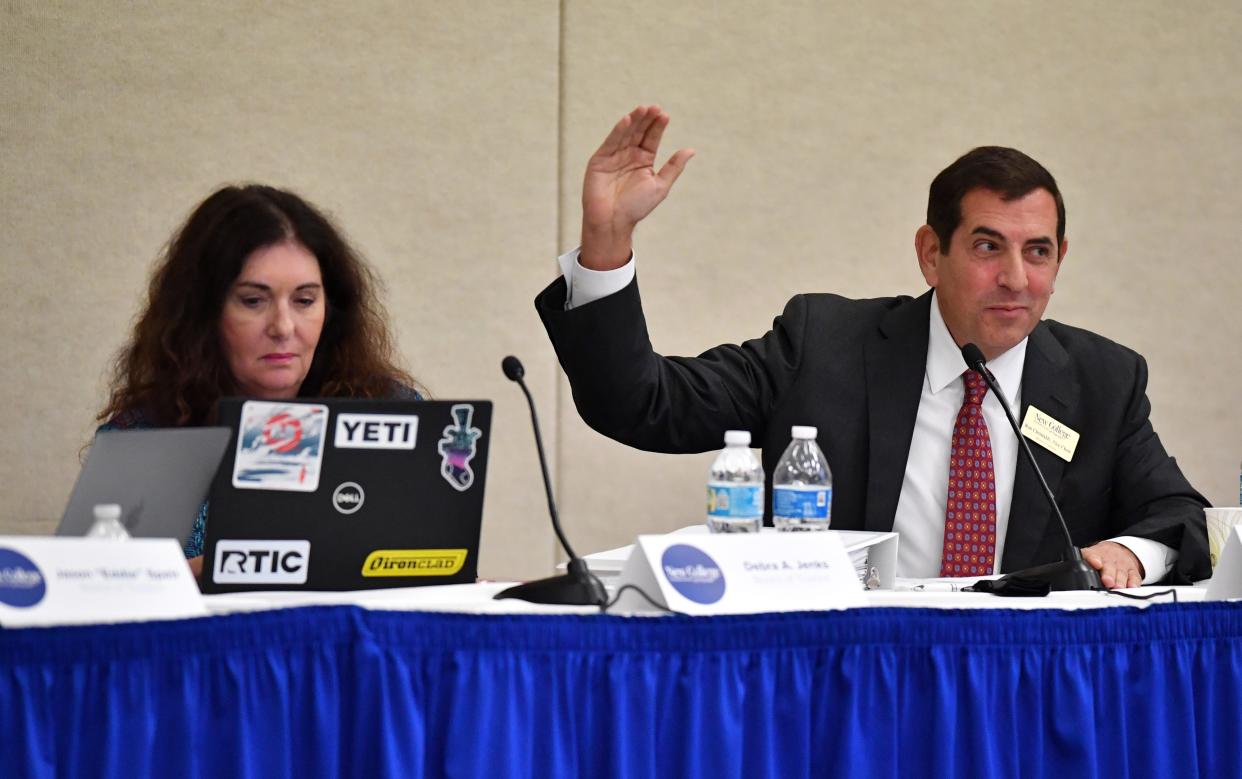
2 602 1240 778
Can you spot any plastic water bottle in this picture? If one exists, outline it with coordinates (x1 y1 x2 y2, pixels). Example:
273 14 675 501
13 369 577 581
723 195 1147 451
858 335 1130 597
772 426 832 531
706 430 764 533
85 503 130 540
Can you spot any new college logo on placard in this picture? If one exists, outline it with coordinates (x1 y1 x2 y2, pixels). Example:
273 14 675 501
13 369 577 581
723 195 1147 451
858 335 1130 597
0 548 46 608
212 540 310 584
334 413 419 450
438 404 482 491
660 544 726 604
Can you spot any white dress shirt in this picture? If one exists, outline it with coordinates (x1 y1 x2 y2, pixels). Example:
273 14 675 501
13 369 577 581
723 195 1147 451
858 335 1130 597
558 248 1174 582
893 298 1023 577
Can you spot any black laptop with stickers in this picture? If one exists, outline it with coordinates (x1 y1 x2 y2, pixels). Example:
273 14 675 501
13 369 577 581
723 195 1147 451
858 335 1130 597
201 398 491 593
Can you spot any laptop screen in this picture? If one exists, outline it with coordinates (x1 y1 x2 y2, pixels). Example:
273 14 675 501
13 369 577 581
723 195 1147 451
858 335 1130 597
202 398 491 593
58 427 231 545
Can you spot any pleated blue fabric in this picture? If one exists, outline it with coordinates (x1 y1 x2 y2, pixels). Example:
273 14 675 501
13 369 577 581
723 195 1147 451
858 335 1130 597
1 602 1240 778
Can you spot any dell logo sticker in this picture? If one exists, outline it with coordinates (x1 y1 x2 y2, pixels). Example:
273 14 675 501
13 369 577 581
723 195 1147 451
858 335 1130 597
332 482 365 515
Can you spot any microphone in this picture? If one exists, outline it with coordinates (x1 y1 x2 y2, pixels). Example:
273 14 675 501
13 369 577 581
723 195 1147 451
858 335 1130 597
960 343 1101 591
501 355 524 382
494 355 607 606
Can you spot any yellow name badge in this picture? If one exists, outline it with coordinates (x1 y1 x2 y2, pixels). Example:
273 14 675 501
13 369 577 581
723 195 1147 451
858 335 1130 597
1020 406 1080 462
361 549 467 577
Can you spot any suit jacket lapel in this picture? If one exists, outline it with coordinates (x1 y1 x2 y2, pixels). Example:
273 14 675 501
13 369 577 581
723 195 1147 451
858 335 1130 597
864 292 931 532
1000 322 1079 572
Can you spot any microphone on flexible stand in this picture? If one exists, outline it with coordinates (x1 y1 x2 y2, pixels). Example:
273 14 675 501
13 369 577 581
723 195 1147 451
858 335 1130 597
960 343 1102 592
494 355 607 606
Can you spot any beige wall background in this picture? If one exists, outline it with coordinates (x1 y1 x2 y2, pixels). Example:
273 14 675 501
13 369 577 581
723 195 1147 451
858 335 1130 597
3 1 1239 578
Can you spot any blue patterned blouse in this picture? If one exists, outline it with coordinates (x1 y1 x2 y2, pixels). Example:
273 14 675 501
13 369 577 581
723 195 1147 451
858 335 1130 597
96 385 421 558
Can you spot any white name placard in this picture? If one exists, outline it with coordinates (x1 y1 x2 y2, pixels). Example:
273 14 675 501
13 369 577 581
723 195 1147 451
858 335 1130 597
0 537 206 627
614 531 866 614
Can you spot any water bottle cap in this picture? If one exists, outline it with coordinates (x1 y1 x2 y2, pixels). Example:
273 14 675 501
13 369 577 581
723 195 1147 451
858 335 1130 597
723 430 751 446
92 503 122 521
791 425 818 439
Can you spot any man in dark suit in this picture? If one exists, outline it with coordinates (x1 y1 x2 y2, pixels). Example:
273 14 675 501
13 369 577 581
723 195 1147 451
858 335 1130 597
537 105 1209 586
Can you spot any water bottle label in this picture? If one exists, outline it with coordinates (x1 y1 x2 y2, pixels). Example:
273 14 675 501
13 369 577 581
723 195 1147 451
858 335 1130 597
707 484 764 518
773 486 831 520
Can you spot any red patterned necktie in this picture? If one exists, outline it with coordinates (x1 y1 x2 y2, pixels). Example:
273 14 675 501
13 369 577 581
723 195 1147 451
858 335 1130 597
939 370 997 577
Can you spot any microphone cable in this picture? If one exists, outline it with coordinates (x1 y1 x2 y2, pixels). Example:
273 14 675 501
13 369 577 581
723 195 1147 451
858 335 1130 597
1103 588 1179 603
601 583 685 615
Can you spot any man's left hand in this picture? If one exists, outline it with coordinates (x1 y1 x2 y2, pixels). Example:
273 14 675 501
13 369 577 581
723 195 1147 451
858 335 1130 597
1082 541 1145 589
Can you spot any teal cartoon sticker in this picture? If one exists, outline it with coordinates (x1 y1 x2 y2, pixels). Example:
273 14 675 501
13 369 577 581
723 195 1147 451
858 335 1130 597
438 404 482 491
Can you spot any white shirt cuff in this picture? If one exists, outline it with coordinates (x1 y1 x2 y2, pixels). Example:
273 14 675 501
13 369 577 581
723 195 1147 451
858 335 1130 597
558 247 635 310
1111 536 1176 584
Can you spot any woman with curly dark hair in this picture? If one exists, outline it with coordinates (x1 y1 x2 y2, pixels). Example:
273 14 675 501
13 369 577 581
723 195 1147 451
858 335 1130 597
97 184 420 568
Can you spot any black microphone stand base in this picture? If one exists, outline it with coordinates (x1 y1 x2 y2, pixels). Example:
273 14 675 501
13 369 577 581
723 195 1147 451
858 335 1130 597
494 560 607 606
996 558 1103 591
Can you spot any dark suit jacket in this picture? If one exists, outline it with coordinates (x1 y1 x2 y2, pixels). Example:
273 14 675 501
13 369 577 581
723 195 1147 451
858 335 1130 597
537 277 1210 584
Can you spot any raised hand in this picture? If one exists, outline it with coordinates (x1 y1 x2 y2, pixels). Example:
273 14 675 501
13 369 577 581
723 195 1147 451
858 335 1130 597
580 105 695 269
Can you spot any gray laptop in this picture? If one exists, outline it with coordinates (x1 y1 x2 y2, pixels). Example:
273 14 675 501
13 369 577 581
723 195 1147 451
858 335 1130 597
56 427 231 545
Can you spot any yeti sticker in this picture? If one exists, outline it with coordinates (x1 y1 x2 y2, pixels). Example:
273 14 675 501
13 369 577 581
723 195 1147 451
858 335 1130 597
438 404 482 491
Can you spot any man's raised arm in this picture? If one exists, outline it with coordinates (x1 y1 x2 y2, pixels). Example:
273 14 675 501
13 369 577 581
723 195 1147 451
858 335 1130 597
579 105 695 270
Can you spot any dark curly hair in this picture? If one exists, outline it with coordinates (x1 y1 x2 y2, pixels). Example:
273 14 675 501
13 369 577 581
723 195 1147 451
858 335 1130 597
99 184 419 426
